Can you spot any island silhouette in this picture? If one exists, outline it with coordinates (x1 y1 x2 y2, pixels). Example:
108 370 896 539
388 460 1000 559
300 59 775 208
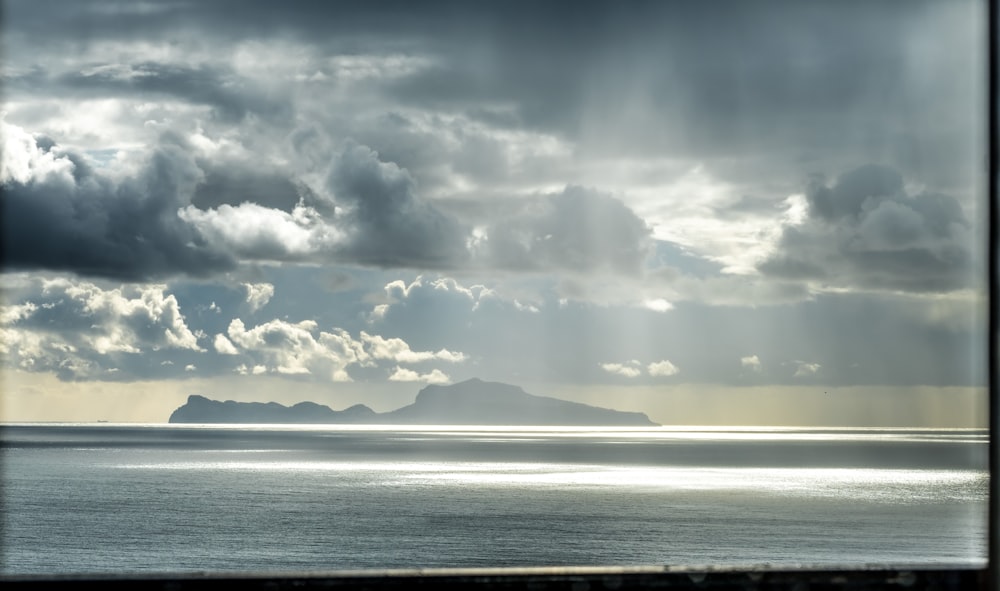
169 378 658 426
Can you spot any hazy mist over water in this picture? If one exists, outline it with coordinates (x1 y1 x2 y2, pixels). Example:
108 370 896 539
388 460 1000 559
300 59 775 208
1 425 987 574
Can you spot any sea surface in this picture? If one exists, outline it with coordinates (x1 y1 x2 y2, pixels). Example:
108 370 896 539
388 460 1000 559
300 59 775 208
0 424 989 575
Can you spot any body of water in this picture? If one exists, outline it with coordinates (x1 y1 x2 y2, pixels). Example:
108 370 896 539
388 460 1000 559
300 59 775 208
0 425 988 574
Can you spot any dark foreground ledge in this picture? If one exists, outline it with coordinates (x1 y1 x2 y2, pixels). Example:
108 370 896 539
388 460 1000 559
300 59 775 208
0 566 990 590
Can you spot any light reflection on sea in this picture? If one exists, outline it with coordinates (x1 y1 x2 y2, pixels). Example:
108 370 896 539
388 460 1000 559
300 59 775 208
1 425 988 574
117 458 985 503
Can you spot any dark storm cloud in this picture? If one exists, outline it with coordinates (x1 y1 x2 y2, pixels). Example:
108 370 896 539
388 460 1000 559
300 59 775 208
327 112 463 201
326 142 470 268
8 1 975 167
2 122 479 278
3 121 655 280
340 0 975 184
190 163 307 213
481 186 651 276
2 133 236 280
2 0 982 287
758 165 974 292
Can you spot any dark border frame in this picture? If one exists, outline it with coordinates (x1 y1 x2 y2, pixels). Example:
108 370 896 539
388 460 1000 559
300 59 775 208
0 566 991 590
988 0 998 588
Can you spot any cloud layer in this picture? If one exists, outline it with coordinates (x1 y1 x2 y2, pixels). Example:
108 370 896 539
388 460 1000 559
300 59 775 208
0 1 986 402
759 165 975 292
2 120 656 283
0 278 202 379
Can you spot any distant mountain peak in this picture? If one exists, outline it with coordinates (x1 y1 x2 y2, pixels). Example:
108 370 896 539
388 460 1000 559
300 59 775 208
415 378 524 401
169 379 658 426
169 395 369 424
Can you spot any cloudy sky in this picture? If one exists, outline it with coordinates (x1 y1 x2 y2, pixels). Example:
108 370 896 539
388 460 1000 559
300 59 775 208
0 0 988 425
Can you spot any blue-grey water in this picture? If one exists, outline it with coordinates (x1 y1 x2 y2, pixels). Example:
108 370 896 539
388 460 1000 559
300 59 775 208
0 425 988 574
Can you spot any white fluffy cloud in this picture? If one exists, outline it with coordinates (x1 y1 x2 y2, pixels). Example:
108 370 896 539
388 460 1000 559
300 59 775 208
235 363 268 375
384 275 496 306
384 276 424 299
513 300 540 313
0 272 474 383
600 361 642 378
387 367 450 384
0 326 71 373
372 274 544 323
220 318 468 381
0 302 38 324
178 202 342 261
647 360 680 377
13 278 203 353
601 359 679 379
54 280 204 353
225 318 363 380
0 277 203 378
213 334 239 355
643 299 674 313
243 282 275 312
741 355 762 373
360 331 467 364
1 118 76 185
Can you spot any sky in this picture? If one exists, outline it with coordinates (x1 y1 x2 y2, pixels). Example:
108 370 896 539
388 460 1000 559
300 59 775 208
0 0 989 426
